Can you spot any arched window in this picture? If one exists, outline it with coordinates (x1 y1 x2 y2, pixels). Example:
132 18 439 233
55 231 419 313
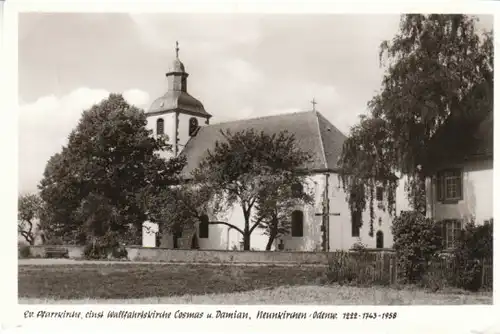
291 210 304 237
199 214 209 239
188 117 199 136
376 230 384 249
351 210 361 237
291 182 303 198
156 118 165 135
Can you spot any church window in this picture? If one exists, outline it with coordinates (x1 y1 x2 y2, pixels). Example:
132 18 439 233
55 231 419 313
189 117 199 136
376 187 384 201
199 214 209 239
376 230 384 248
351 210 361 237
291 210 304 237
156 118 165 135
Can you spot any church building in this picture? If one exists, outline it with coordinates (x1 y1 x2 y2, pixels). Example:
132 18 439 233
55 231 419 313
142 44 400 251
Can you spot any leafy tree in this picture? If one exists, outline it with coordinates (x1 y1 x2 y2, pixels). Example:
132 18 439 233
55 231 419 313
192 129 312 250
254 180 313 250
38 94 185 245
146 182 221 240
339 14 493 232
18 193 43 245
392 211 443 283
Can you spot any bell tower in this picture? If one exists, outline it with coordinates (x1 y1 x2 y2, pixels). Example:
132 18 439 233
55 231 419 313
146 42 212 158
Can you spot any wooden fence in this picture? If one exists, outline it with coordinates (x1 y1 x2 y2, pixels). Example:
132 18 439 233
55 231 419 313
324 251 493 290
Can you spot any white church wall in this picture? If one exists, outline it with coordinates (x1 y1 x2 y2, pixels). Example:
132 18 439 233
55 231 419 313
328 175 405 250
279 173 405 252
197 223 230 250
278 174 324 251
140 173 409 251
142 221 158 247
146 113 176 160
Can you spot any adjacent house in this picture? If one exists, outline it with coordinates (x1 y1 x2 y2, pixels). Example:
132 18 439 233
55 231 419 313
425 107 493 249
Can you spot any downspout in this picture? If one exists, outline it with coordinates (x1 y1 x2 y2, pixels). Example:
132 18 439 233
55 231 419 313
226 226 233 250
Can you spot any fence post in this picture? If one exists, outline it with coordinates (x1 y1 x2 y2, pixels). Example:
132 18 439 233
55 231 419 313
394 258 398 285
389 257 394 285
481 258 485 288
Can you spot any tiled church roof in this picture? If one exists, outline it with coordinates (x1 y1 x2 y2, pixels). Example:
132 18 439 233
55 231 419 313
179 110 347 178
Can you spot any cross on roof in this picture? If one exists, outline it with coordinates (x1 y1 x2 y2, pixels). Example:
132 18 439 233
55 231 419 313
311 98 318 111
175 41 179 58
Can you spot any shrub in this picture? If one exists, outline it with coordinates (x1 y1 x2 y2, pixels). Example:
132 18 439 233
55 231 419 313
83 243 106 260
18 244 31 258
84 231 129 260
324 251 385 286
451 219 493 291
112 245 128 259
350 239 368 252
325 252 359 284
392 211 443 283
419 259 455 291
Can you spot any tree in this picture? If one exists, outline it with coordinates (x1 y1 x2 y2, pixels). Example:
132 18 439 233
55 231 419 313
254 180 313 250
392 211 443 283
18 193 43 245
339 15 493 232
339 116 398 236
192 129 312 250
147 182 221 239
38 94 185 245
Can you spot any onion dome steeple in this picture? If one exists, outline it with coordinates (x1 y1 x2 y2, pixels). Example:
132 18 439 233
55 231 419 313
147 41 211 119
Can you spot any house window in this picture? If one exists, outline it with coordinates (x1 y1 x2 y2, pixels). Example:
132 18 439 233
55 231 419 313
291 182 303 198
156 118 164 135
442 220 462 249
437 169 463 203
199 214 209 239
291 210 304 237
376 230 384 248
188 117 199 136
351 210 361 237
376 187 384 201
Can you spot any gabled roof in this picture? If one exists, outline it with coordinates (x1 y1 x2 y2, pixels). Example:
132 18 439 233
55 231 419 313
425 109 493 171
179 110 347 178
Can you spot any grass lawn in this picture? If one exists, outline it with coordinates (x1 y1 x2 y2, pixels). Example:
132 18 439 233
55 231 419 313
18 262 492 305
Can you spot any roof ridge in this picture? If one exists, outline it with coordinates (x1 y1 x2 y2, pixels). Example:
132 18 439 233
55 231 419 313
211 110 315 127
313 111 328 169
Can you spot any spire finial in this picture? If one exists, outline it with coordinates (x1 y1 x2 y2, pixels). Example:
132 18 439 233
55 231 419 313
175 41 179 58
311 98 318 111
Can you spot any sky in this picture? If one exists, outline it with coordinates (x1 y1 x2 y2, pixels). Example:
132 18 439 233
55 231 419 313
18 13 493 194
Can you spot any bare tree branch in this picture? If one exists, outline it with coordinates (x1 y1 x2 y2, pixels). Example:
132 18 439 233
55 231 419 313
208 221 244 235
